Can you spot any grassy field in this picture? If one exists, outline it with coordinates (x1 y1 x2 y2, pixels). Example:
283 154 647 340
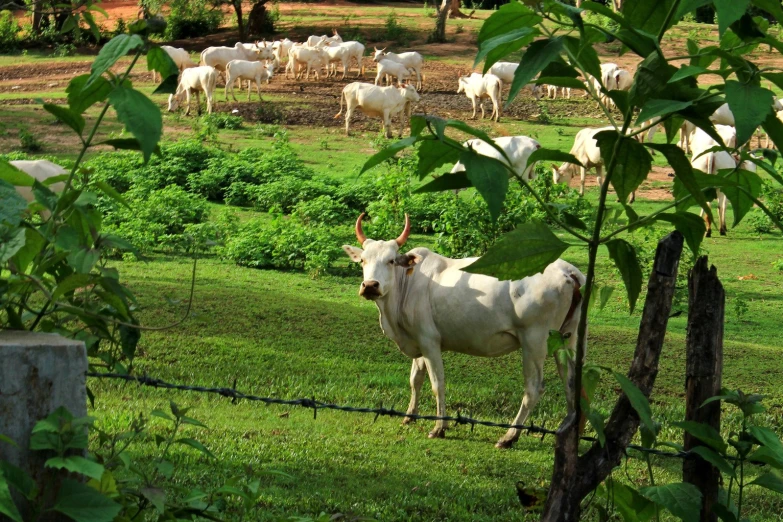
3 3 783 520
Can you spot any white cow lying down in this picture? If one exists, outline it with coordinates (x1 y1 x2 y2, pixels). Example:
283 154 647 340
335 82 420 138
343 214 586 448
450 136 542 181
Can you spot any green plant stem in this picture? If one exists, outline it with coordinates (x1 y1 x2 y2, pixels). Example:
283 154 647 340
657 0 681 42
646 455 660 522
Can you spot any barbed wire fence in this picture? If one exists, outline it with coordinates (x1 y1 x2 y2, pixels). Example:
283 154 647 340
88 371 706 462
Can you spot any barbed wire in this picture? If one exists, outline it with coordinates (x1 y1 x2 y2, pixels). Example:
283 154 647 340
85 372 711 462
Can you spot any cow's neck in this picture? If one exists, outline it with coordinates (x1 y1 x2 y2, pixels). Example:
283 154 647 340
374 266 419 357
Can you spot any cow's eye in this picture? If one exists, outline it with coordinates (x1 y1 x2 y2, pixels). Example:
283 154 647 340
388 260 394 265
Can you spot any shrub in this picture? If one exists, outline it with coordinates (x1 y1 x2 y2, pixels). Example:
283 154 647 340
0 10 21 52
747 180 783 234
384 11 407 43
18 126 43 152
165 0 222 40
103 185 210 253
220 214 351 277
292 195 354 226
202 113 243 130
253 178 337 213
86 151 144 193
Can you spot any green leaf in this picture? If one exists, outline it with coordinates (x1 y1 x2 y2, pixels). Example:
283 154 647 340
0 479 23 522
89 34 144 86
477 2 542 43
82 10 100 42
547 329 566 357
720 167 762 226
595 132 652 203
605 240 643 314
714 0 751 37
0 181 28 227
151 409 174 421
53 478 122 522
459 150 508 222
669 65 711 84
749 446 783 470
654 212 705 257
604 478 656 522
33 180 57 211
748 472 783 494
0 435 17 448
579 2 658 58
141 487 165 513
67 75 113 115
97 138 161 156
673 421 728 453
52 273 94 301
463 221 569 281
761 109 783 158
0 229 26 265
417 138 460 179
752 0 783 24
87 470 118 498
646 143 713 221
94 181 131 210
0 160 35 186
613 372 654 432
584 403 606 447
640 483 702 521
147 46 179 79
526 148 583 168
67 248 100 274
636 99 693 125
749 426 783 454
45 456 105 481
599 285 614 311
44 103 85 136
622 0 678 38
476 27 538 72
0 461 36 500
180 416 209 428
359 136 418 175
414 172 471 193
690 446 736 477
119 324 140 360
507 37 564 107
725 80 774 146
108 85 162 163
175 438 216 459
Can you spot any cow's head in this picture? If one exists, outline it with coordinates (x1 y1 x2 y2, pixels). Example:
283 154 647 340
167 92 183 112
399 83 421 103
552 162 576 184
456 76 468 93
372 47 387 62
342 214 418 301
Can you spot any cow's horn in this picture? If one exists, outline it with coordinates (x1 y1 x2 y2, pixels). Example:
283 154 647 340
355 213 367 245
396 213 411 247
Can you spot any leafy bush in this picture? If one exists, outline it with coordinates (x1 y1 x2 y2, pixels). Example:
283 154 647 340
202 113 243 130
0 10 21 52
18 125 43 152
253 178 338 213
86 151 144 193
292 195 354 226
165 0 222 40
220 214 351 277
103 185 211 253
747 180 783 234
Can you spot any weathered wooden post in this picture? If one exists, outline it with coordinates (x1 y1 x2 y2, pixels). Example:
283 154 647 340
683 257 724 522
0 331 87 517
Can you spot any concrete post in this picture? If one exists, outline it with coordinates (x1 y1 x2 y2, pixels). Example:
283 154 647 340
0 331 87 506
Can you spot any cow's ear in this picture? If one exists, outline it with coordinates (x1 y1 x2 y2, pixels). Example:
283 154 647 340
342 245 363 263
395 253 421 268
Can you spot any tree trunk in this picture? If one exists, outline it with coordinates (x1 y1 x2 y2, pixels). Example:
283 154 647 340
449 0 470 19
247 0 273 38
683 257 724 522
541 231 684 521
432 0 449 43
234 0 245 41
31 0 44 35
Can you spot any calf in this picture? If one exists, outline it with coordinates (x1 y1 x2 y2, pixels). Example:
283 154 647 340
288 46 328 80
225 60 274 101
375 59 414 86
167 66 218 115
152 46 197 82
372 48 424 89
335 82 420 138
457 73 503 122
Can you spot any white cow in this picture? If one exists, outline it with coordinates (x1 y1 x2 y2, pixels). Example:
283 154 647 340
288 46 328 80
307 29 343 48
167 66 218 116
273 38 295 67
335 82 420 138
689 124 737 157
151 46 197 82
342 214 587 448
450 136 542 182
552 126 636 203
372 48 424 90
375 59 413 86
225 60 274 101
325 41 365 79
691 149 736 237
457 73 503 122
10 160 67 218
200 43 267 80
614 69 632 91
485 61 541 98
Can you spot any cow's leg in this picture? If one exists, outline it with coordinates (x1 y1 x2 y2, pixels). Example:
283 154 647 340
374 71 381 85
344 103 354 136
383 109 393 139
718 189 727 236
496 328 547 449
195 90 202 115
479 100 486 119
184 91 192 116
421 350 448 438
579 166 586 196
470 97 477 119
403 358 427 424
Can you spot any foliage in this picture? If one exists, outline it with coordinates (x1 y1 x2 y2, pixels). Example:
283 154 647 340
291 195 354 226
220 213 352 277
0 10 21 52
746 180 783 234
201 112 244 130
164 0 222 40
18 126 43 152
384 10 407 43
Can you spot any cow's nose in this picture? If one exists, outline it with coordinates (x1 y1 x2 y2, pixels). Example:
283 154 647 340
362 280 380 290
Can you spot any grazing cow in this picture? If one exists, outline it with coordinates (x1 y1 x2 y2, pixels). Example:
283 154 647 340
323 42 365 79
457 73 503 122
342 214 587 448
167 66 218 115
335 82 420 138
614 69 632 91
691 149 736 237
374 59 414 86
486 61 541 99
288 46 328 80
450 136 542 182
152 46 197 82
225 60 274 101
552 126 636 203
372 48 424 89
10 160 67 219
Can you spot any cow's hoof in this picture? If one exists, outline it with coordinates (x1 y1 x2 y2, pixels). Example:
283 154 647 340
428 428 446 439
495 439 515 449
402 416 416 426
720 229 727 236
706 230 712 238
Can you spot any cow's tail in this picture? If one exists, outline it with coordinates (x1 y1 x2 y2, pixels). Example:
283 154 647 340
199 49 207 66
334 89 345 118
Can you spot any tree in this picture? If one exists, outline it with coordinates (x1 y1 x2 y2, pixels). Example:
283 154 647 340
361 0 783 519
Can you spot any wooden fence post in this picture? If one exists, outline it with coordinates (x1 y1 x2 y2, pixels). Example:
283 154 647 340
683 257 724 522
541 231 684 521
